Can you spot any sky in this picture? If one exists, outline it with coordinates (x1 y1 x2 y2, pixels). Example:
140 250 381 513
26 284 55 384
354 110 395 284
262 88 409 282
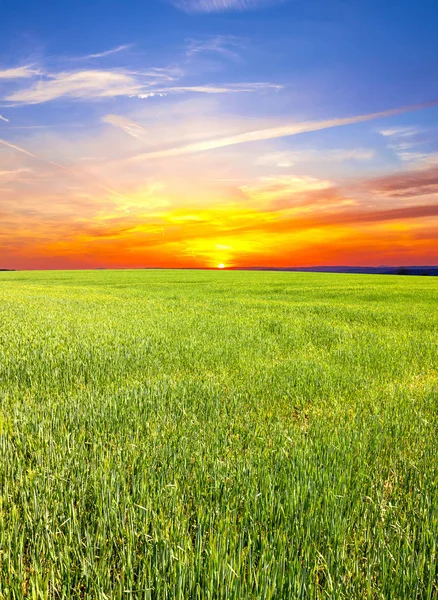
1 0 437 269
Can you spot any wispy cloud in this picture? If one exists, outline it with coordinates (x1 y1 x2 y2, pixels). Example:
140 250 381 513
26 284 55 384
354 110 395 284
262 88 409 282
0 65 40 79
379 125 438 169
0 114 9 123
170 0 285 14
379 126 420 138
3 61 279 104
5 70 145 104
133 92 168 99
219 202 438 240
186 36 244 60
0 168 32 183
0 137 128 204
365 165 438 198
312 203 438 226
241 175 332 202
379 126 422 156
0 125 52 130
130 100 438 161
407 152 438 169
102 115 147 139
256 148 375 167
102 99 262 150
131 82 282 98
78 45 132 60
0 137 76 174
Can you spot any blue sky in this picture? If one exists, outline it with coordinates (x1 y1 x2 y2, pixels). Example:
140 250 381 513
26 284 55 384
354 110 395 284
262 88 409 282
1 0 437 268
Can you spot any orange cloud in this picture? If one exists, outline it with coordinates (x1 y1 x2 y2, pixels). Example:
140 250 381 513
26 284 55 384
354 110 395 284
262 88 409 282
364 166 438 197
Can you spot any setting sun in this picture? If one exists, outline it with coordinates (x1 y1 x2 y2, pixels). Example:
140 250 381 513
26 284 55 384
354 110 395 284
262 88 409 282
218 264 226 269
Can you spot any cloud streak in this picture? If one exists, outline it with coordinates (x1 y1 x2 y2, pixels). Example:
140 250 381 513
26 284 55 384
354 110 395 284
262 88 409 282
229 203 438 239
5 70 145 104
0 168 32 183
79 45 132 60
0 137 79 174
131 82 281 99
241 175 333 202
102 115 147 139
0 138 128 204
365 166 438 197
0 65 40 79
3 63 279 104
256 148 375 167
185 36 244 60
130 100 438 161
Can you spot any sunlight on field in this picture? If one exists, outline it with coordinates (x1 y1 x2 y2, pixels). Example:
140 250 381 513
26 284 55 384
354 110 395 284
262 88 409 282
0 270 437 599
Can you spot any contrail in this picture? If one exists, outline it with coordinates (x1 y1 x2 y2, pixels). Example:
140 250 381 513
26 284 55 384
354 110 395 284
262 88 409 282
130 100 438 162
0 137 78 174
0 137 127 204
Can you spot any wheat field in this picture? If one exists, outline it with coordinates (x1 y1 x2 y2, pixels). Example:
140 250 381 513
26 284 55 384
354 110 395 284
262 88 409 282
0 269 437 599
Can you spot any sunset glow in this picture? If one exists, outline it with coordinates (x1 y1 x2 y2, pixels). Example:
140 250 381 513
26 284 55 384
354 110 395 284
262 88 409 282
1 1 437 269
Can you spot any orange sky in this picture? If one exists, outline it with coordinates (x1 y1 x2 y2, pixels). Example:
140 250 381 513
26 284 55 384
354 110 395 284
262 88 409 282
1 89 438 269
2 181 437 269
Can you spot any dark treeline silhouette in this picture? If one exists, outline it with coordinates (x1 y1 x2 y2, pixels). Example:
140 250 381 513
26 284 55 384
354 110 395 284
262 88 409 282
235 266 438 276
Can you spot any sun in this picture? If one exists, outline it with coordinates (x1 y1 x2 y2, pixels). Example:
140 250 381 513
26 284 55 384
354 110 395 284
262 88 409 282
218 263 226 269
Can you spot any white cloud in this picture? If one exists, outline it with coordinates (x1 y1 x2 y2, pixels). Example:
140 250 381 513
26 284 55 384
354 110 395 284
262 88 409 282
130 101 436 161
5 70 144 104
379 127 419 138
0 65 40 79
133 92 168 99
256 148 375 167
130 83 282 99
102 115 147 140
0 114 9 123
379 126 421 155
79 45 132 60
170 0 285 13
398 151 438 169
3 60 280 105
165 83 281 93
379 124 438 169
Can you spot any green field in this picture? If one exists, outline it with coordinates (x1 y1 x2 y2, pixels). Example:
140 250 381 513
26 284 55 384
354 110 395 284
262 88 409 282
0 270 437 599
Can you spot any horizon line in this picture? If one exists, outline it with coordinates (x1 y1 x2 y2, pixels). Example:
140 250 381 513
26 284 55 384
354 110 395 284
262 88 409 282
1 265 437 272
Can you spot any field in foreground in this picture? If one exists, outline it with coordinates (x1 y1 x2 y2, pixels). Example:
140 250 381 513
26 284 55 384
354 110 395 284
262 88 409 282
0 269 437 599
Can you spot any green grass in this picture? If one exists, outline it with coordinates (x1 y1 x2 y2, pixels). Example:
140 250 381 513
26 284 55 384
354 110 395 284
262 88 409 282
0 269 437 599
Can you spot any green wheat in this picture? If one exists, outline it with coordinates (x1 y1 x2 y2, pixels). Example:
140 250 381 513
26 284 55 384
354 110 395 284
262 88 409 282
0 269 437 599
